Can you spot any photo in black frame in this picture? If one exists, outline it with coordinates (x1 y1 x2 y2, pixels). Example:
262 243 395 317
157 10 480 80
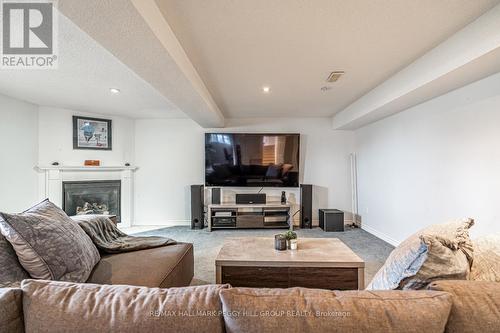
73 116 112 150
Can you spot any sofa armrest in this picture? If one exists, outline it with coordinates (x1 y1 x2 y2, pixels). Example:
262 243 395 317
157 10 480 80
0 288 24 333
428 280 500 333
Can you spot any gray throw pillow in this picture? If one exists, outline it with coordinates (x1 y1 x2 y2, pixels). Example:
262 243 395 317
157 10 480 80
366 219 474 290
0 199 100 283
0 232 29 288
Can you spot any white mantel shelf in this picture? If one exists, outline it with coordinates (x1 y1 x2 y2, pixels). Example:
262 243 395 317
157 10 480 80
35 165 138 172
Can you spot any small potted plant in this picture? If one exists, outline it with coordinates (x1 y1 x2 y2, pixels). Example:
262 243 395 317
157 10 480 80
283 230 298 250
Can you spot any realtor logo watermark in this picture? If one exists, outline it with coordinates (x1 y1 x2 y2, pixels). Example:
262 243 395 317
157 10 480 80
1 0 58 69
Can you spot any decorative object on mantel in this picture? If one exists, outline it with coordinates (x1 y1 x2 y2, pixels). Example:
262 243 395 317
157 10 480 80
84 160 100 166
73 116 112 151
125 163 130 166
51 161 59 166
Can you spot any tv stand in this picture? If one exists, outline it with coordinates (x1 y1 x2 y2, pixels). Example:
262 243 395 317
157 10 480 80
208 203 292 232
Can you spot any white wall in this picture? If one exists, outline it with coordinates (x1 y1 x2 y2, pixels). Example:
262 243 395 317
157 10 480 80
134 117 354 225
38 107 135 166
355 72 500 245
0 94 39 212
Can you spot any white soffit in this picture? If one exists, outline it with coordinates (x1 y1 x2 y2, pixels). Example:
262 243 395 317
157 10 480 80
332 4 500 130
0 9 182 118
58 0 224 127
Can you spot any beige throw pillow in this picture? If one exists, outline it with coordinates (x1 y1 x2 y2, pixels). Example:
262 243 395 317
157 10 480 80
470 234 500 282
367 219 474 290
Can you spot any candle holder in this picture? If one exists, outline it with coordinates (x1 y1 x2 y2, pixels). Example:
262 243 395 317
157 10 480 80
274 234 287 251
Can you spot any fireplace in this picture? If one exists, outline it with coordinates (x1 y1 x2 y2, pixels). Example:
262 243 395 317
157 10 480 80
63 180 121 223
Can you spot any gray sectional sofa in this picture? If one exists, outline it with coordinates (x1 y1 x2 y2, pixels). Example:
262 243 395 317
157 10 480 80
0 229 194 290
1 279 499 333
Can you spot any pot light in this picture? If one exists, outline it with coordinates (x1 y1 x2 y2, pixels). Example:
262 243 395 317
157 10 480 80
109 88 121 94
262 86 271 93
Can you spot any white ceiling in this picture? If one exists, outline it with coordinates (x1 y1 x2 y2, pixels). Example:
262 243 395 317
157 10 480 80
0 9 186 119
155 0 500 118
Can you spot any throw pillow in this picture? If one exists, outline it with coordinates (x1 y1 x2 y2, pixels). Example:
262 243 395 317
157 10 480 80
0 232 29 288
470 233 500 282
366 219 474 290
0 199 100 282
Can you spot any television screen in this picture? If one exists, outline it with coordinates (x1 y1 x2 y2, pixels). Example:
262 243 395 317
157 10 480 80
205 133 300 187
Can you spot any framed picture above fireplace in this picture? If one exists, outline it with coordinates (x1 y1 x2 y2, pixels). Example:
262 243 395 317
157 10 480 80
73 116 112 150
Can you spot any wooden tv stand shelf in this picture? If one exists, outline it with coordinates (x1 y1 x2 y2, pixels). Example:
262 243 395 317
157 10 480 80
208 203 292 232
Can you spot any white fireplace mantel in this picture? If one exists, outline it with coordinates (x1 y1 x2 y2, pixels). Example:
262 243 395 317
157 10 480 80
35 165 138 172
35 165 138 227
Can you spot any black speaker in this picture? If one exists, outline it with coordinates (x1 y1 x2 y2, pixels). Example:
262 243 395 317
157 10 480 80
212 188 221 204
236 193 266 205
300 184 312 229
190 185 204 229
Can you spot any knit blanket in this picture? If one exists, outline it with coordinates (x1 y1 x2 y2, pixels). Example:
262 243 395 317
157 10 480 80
72 215 176 254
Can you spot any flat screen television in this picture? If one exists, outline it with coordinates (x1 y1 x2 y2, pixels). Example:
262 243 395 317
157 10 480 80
205 133 300 187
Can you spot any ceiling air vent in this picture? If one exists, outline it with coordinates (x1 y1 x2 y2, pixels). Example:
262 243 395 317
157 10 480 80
326 71 345 82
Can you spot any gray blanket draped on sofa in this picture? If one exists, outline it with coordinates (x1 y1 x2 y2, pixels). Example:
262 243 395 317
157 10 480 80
72 215 176 253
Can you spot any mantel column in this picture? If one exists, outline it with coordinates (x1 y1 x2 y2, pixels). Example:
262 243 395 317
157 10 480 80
120 170 133 228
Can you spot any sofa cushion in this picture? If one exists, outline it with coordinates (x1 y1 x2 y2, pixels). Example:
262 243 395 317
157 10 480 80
87 242 194 288
428 280 500 333
367 219 474 290
470 234 500 282
21 279 228 333
0 288 24 333
219 287 452 333
0 231 29 288
0 199 100 282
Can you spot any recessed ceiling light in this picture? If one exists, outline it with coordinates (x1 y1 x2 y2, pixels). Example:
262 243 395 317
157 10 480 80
262 86 271 93
321 86 332 92
109 88 121 94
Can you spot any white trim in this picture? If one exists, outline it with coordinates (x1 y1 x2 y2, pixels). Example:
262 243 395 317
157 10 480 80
35 165 138 172
362 224 400 247
133 220 191 227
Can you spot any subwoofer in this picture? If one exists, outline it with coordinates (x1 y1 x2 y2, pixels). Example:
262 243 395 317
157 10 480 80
190 185 204 229
300 184 312 229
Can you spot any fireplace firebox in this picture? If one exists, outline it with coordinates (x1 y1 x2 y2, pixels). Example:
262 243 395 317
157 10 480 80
63 180 121 223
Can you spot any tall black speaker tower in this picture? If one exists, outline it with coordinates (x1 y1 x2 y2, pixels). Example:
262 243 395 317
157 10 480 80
300 184 312 229
190 185 204 229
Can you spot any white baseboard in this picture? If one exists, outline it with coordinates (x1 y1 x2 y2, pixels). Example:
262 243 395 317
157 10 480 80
132 220 191 227
362 224 400 247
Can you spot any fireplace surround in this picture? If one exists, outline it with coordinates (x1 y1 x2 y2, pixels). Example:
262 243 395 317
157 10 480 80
36 165 137 227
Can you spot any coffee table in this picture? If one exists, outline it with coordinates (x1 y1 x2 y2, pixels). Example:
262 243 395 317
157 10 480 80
215 237 365 290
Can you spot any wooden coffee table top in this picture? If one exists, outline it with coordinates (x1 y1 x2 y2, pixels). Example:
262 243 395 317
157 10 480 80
215 237 365 268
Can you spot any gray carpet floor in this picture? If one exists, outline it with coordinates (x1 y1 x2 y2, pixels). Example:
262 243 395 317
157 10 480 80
136 226 394 287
